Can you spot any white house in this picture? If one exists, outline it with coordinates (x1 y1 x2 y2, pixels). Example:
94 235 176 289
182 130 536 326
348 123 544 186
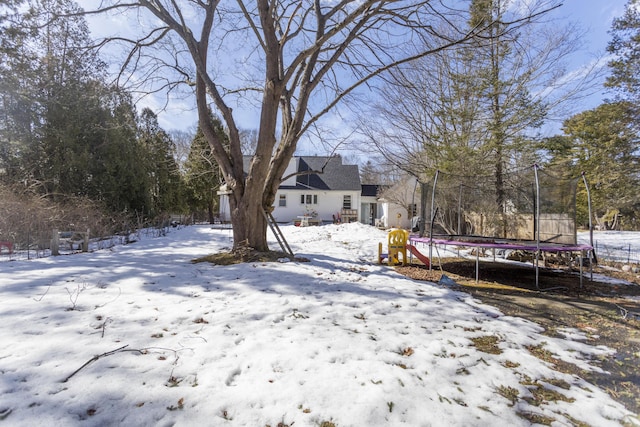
360 184 383 226
377 175 421 230
218 156 383 225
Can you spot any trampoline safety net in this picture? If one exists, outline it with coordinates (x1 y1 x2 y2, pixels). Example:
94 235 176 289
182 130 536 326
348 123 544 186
423 166 579 245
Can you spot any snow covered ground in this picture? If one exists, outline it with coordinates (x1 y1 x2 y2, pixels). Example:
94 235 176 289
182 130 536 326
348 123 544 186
0 223 638 426
579 230 640 265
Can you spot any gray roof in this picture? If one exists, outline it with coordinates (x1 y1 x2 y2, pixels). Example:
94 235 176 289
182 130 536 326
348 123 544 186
294 156 361 191
242 155 361 191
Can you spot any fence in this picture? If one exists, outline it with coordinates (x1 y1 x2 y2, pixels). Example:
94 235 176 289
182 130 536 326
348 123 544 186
594 241 640 265
0 226 175 262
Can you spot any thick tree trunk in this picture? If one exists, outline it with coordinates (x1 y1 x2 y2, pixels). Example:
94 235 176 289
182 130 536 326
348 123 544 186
225 42 285 252
194 56 276 252
229 191 270 252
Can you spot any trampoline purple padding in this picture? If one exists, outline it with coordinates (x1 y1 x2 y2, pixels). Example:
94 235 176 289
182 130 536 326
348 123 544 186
408 235 594 290
409 235 593 253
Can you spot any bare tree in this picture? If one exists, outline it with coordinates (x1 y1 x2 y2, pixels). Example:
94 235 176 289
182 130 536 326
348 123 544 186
169 129 196 173
71 0 555 252
357 40 492 181
358 0 603 186
238 128 258 155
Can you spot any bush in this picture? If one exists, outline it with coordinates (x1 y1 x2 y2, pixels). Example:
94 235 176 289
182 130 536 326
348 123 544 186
0 185 129 250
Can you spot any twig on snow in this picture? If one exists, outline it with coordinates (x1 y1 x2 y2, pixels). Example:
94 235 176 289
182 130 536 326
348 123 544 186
99 317 112 338
62 345 142 383
94 287 122 309
33 284 51 302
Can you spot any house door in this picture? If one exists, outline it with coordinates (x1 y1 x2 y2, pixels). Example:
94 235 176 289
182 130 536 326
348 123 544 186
369 203 377 225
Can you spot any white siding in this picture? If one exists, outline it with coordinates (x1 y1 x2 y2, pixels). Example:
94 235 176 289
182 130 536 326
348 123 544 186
360 196 382 225
217 187 231 222
271 190 361 223
381 202 411 229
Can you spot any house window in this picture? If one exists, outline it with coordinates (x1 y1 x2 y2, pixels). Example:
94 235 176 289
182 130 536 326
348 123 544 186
300 194 318 204
278 194 287 207
343 195 352 209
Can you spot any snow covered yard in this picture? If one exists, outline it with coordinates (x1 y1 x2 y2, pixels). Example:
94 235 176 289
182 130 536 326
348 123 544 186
0 223 637 426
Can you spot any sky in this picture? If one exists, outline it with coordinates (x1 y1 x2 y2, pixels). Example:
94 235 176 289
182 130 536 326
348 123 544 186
551 0 629 110
0 223 639 426
79 1 630 137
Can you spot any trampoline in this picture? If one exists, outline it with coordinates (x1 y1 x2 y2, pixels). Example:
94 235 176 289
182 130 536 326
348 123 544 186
409 235 594 288
413 165 596 290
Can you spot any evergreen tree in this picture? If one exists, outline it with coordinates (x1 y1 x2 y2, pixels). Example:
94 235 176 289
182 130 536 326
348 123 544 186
362 34 494 181
138 108 184 217
606 0 640 115
184 119 227 223
35 0 106 198
547 102 640 228
90 87 153 215
365 0 559 185
1 0 105 193
0 0 159 220
0 1 42 184
468 0 547 213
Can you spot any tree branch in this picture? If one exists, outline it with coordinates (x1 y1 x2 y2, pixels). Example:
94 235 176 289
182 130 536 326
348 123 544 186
62 345 140 383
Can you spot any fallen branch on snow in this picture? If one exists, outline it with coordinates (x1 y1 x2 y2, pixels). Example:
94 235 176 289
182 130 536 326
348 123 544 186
62 345 142 383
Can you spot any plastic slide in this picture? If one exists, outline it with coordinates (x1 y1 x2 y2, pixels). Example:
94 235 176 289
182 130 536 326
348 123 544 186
406 243 430 267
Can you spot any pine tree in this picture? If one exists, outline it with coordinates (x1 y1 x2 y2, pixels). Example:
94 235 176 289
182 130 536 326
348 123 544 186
0 0 163 220
606 0 640 114
1 0 105 194
0 1 42 184
468 0 547 213
368 0 553 192
183 119 227 223
559 102 640 228
184 129 216 223
138 108 185 218
90 87 153 215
